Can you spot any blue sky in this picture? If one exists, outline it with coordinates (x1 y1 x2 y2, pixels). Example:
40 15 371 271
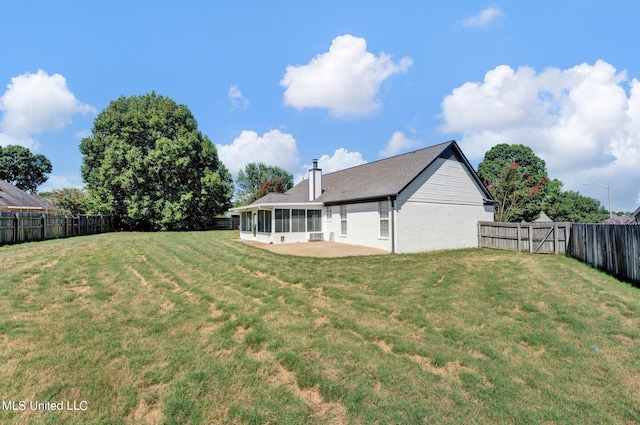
1 1 640 211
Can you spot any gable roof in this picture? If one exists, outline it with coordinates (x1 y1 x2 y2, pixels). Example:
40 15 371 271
629 206 640 223
0 180 57 211
243 140 494 209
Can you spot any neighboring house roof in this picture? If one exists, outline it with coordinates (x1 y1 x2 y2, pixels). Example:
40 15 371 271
629 206 640 224
235 140 494 210
0 180 57 211
604 214 631 224
534 211 553 222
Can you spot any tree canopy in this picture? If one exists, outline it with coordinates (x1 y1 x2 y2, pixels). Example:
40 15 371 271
545 190 609 223
235 162 293 204
0 145 52 193
39 188 89 215
247 178 290 204
478 144 559 222
80 92 233 230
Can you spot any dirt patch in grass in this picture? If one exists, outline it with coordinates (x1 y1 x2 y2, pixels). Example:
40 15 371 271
411 357 475 379
269 364 348 424
23 273 40 283
242 347 348 423
160 300 175 312
126 265 151 290
235 264 290 287
246 349 273 362
129 398 162 424
41 258 59 269
233 325 249 343
375 339 392 353
313 316 330 329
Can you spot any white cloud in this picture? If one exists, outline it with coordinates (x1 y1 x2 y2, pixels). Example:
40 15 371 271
216 129 300 178
316 148 367 173
280 34 413 119
228 85 250 111
440 60 640 211
379 131 422 158
39 174 85 192
295 148 367 183
0 132 35 148
74 128 92 139
461 7 505 28
0 70 96 149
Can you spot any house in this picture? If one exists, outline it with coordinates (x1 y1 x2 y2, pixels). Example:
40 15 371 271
604 214 631 224
534 211 553 222
230 140 495 254
0 180 58 213
627 207 640 224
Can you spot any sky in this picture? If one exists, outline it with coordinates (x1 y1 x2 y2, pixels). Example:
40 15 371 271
1 1 639 211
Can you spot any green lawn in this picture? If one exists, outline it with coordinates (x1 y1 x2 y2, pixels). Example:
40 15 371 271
1 231 639 424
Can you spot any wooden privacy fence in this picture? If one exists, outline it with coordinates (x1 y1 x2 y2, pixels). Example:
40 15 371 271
0 212 113 245
478 221 572 254
568 224 640 285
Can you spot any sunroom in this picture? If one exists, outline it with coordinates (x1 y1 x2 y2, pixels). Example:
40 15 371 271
233 196 324 244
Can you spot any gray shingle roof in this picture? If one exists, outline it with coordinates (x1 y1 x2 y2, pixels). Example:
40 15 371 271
242 140 493 208
0 180 56 211
251 192 294 205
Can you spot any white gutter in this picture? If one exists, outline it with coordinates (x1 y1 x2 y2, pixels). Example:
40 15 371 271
229 202 324 213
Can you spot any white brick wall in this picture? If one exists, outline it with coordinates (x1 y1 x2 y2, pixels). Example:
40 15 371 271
393 151 494 253
329 202 393 251
395 202 493 253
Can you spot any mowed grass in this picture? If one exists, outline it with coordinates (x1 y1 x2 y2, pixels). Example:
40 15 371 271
1 231 639 425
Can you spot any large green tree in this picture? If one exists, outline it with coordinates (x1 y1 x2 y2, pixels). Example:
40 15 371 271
0 145 52 193
545 190 609 223
247 178 290 204
80 93 233 230
39 188 89 214
235 162 293 204
478 144 559 222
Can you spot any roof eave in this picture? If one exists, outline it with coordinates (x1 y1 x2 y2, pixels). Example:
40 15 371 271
230 201 324 212
322 194 397 206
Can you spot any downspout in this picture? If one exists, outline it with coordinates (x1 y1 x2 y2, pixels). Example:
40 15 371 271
388 196 395 254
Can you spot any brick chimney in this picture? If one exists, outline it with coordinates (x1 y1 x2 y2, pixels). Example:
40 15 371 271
308 159 322 201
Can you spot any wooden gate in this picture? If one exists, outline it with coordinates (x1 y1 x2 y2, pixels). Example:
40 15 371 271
478 221 572 254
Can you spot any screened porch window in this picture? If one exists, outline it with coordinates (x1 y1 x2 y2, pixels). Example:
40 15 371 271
307 209 322 232
240 212 252 232
257 210 272 233
291 209 306 232
275 209 290 233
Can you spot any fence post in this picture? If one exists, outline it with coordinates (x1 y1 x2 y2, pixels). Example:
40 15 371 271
41 214 46 240
13 213 19 243
528 223 533 253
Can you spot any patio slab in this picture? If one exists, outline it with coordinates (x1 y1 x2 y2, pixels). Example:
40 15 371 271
237 239 389 257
